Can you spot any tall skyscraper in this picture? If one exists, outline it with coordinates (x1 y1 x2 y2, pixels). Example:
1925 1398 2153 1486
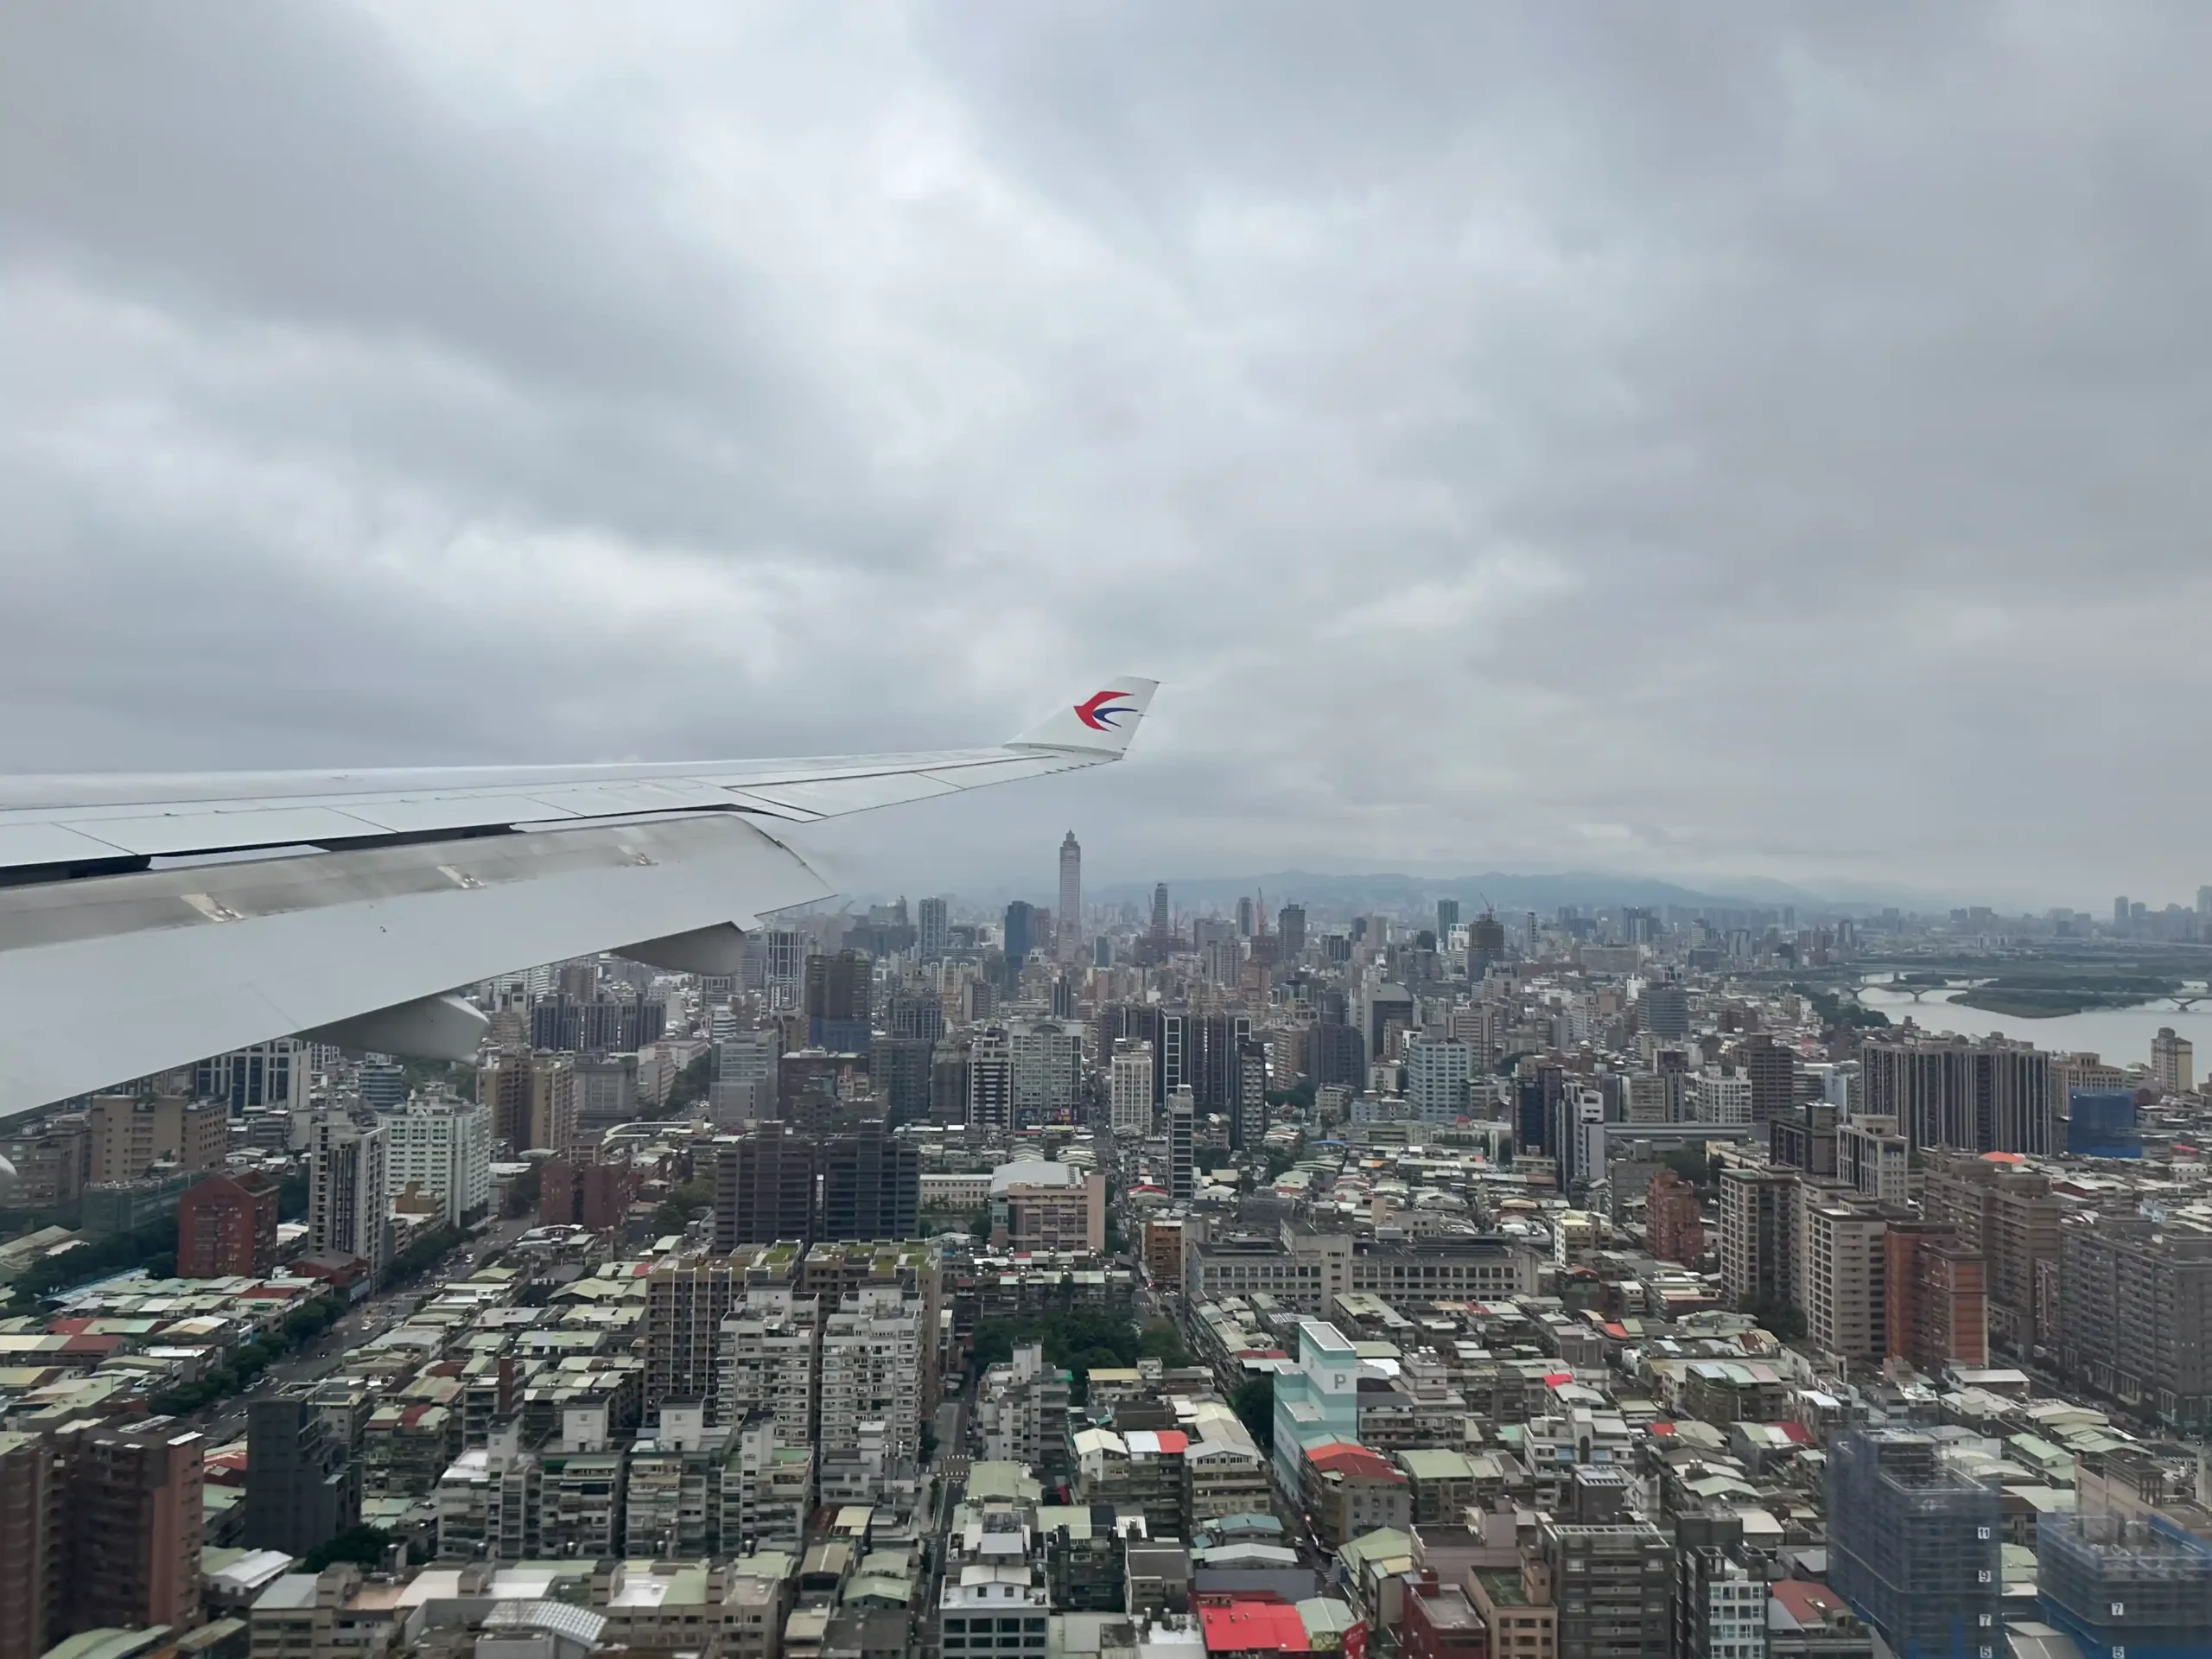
1003 901 1036 985
1277 903 1306 957
917 897 950 960
804 950 873 1052
1058 832 1082 963
1151 883 1170 939
1235 895 1255 938
1435 898 1461 939
308 1112 390 1276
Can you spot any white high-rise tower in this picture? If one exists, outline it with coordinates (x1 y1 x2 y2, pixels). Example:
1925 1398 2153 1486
1057 831 1082 963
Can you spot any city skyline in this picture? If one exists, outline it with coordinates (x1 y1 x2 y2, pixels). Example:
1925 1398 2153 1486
9 8 2212 901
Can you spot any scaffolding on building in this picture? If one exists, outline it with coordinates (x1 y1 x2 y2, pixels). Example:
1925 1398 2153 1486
1827 1430 2002 1659
2037 1512 2212 1659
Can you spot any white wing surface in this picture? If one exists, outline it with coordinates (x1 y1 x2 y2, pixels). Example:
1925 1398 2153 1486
0 677 1157 1122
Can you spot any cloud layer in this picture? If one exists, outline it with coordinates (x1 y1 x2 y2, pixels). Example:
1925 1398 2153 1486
4 2 2208 909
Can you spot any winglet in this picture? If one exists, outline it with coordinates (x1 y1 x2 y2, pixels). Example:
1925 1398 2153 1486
1009 677 1160 754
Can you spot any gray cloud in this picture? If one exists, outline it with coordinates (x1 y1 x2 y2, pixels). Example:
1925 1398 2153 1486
3 1 2209 910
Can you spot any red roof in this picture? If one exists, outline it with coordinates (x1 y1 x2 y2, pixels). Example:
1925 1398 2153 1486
1306 1443 1403 1482
48 1318 95 1336
1770 1580 1847 1626
1543 1371 1574 1387
1200 1600 1313 1653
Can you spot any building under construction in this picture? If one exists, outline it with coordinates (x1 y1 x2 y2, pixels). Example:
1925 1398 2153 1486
2037 1512 2212 1659
1827 1429 2001 1659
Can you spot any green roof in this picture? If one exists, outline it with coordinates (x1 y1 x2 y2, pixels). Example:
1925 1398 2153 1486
1396 1448 1478 1480
1478 1568 1531 1608
1338 1528 1414 1571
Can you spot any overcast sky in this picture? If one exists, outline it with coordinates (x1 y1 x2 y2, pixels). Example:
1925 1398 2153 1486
3 3 2206 912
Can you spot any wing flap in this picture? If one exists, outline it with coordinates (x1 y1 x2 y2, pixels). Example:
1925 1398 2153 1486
0 814 831 1122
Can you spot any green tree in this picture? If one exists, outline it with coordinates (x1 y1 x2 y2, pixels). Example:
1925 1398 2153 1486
1738 1293 1808 1341
653 1177 714 1234
1139 1318 1190 1367
1231 1375 1274 1451
303 1525 394 1573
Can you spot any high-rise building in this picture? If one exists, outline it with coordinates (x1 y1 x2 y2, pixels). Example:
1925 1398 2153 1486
713 1131 818 1249
1109 1040 1154 1139
527 996 666 1053
868 1035 933 1123
1827 1430 2000 1659
1647 1170 1705 1265
1186 1011 1255 1116
917 897 950 961
0 1421 210 1646
379 1094 491 1225
1641 979 1690 1041
1839 1115 1910 1203
717 1287 821 1441
818 1284 925 1495
2037 1513 2212 1659
479 1049 580 1153
1719 1166 1797 1312
2152 1027 2195 1096
1234 1037 1268 1153
1920 1151 2061 1352
968 1029 1013 1134
86 1094 226 1185
1674 1514 1769 1659
1885 1222 1988 1372
804 950 873 1052
1009 1020 1084 1128
1058 832 1083 963
1003 901 1037 985
2057 1216 2212 1429
1403 1036 1473 1124
1541 1516 1673 1659
1861 1033 2054 1154
930 1038 972 1127
645 1255 747 1414
1168 1086 1196 1200
1738 1036 1799 1126
1278 903 1306 957
1151 883 1170 940
245 1391 357 1558
176 1171 281 1277
709 1031 779 1128
1435 898 1461 940
308 1112 389 1275
1235 895 1255 938
193 1040 304 1115
1802 1202 1889 1362
820 1130 919 1242
0 1431 56 1659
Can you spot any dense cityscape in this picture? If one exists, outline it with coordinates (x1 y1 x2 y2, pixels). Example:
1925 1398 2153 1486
7 830 2212 1659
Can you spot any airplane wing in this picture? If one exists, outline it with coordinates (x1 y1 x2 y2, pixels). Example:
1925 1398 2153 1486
0 677 1157 1123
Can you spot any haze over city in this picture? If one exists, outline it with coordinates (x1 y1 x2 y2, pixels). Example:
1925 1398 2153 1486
8 4 2212 905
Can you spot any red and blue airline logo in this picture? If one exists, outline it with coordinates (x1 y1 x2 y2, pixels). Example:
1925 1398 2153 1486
1074 690 1138 731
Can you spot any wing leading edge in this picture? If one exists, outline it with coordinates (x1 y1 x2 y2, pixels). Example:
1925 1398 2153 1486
0 677 1156 1122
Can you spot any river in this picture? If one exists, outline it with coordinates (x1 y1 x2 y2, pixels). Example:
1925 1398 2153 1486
1853 982 2212 1066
